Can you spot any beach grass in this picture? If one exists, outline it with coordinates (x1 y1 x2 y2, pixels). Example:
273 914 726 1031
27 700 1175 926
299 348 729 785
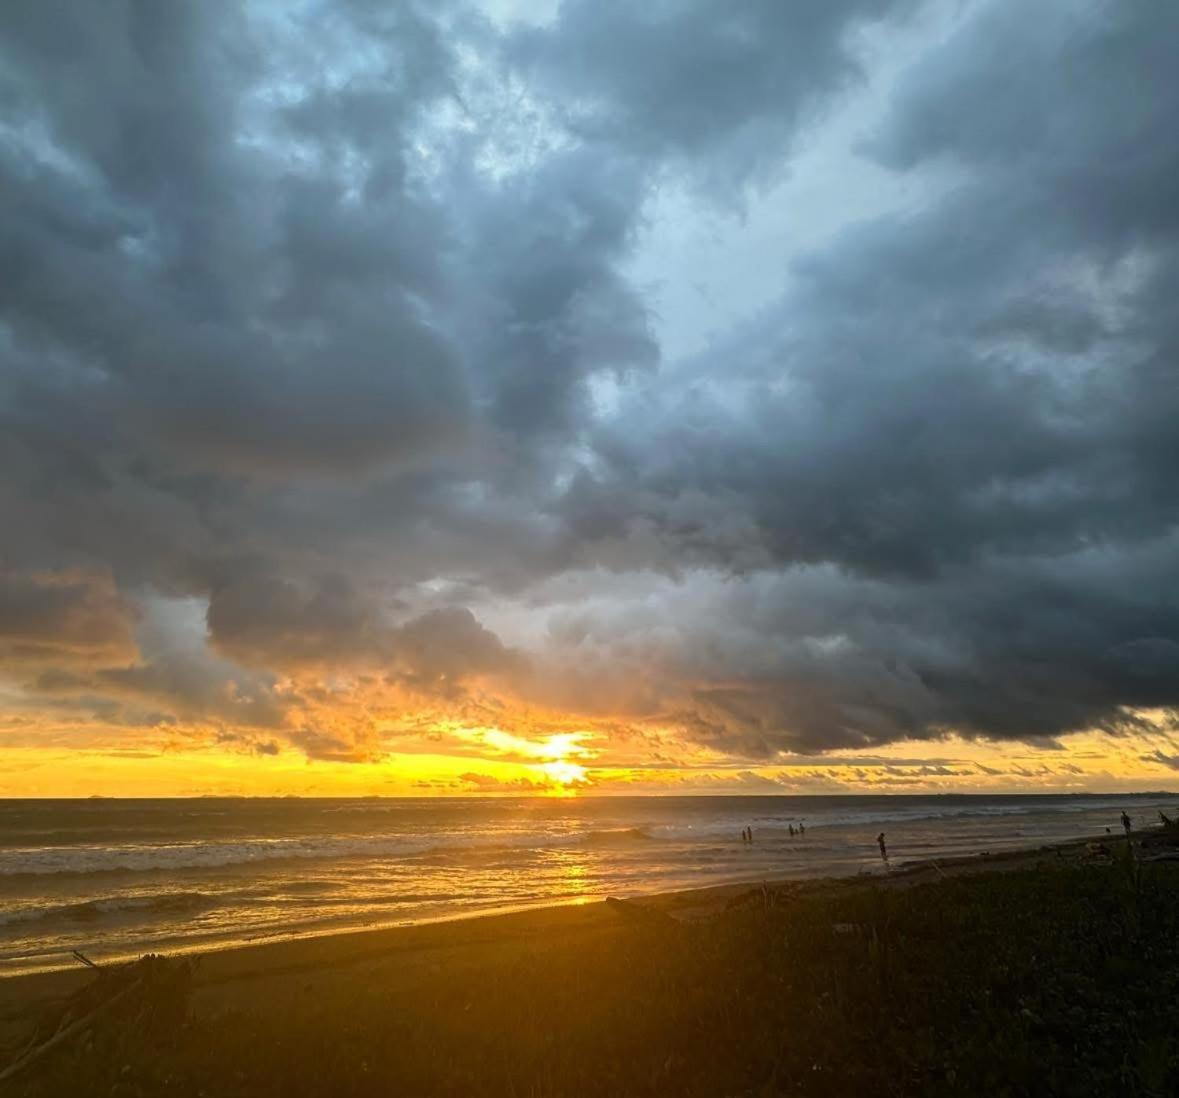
7 850 1179 1096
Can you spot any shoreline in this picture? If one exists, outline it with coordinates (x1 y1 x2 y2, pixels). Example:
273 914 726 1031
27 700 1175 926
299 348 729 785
0 828 1132 1034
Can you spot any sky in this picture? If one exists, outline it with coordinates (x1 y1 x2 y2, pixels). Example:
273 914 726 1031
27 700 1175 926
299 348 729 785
2 0 1178 797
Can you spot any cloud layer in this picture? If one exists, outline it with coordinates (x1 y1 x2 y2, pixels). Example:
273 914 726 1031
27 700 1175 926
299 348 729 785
2 0 1178 779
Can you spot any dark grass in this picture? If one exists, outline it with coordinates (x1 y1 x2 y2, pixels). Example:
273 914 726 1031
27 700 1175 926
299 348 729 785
11 855 1179 1097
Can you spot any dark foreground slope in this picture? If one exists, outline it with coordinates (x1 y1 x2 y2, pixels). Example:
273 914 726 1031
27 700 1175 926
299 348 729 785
5 847 1179 1097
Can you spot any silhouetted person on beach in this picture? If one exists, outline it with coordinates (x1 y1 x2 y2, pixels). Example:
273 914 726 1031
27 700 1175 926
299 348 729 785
799 823 805 836
877 832 888 863
788 824 795 838
1121 811 1132 836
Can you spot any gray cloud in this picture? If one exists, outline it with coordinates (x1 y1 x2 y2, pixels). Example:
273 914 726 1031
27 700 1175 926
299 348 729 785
206 574 521 690
0 570 137 666
457 772 552 792
509 0 921 189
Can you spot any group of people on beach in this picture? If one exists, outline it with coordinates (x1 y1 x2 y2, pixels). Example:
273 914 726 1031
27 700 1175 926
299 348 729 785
739 822 805 844
741 810 1157 866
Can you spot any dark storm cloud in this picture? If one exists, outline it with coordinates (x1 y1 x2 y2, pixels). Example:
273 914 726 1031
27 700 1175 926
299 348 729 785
390 606 521 685
460 148 658 437
0 570 137 666
207 574 521 692
0 0 469 478
206 575 392 670
510 0 921 188
97 662 288 732
547 0 1179 750
3 0 1179 761
11 608 293 734
0 0 658 594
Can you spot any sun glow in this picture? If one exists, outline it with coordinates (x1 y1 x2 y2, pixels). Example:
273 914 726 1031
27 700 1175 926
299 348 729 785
539 758 588 787
464 728 594 762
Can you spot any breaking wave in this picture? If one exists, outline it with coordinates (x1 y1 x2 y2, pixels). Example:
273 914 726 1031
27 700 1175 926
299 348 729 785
0 891 214 928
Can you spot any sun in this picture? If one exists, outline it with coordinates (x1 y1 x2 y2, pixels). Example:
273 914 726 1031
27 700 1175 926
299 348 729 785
535 733 592 792
449 725 594 793
539 759 588 787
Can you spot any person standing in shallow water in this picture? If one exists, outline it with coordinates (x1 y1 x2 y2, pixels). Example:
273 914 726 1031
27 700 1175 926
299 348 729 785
877 832 888 864
1121 811 1132 836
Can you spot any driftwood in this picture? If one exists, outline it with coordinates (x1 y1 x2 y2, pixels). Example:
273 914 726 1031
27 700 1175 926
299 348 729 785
1140 823 1179 850
0 952 194 1084
0 979 143 1083
605 896 677 926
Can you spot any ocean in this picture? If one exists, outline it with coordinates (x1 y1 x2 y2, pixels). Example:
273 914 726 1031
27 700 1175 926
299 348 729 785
1 793 1175 976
